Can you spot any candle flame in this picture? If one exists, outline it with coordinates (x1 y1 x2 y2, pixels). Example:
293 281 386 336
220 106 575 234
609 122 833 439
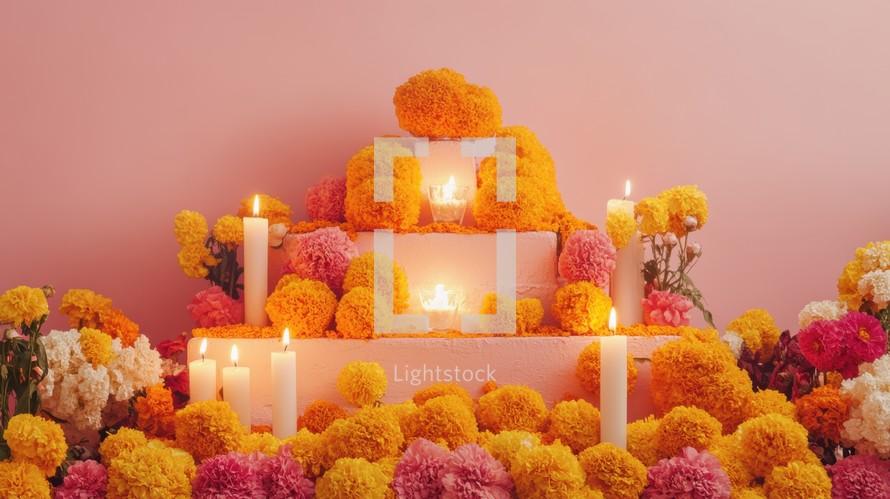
283 328 291 351
253 195 260 217
231 344 239 367
200 337 208 359
624 180 631 199
443 176 456 200
608 307 617 333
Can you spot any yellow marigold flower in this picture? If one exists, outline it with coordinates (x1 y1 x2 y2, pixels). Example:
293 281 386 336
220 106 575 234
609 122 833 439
242 431 281 456
732 486 767 499
173 209 209 246
97 307 140 347
177 242 217 279
404 394 479 449
59 288 112 329
484 431 541 471
578 442 648 499
576 340 638 400
655 406 722 458
319 405 404 469
107 440 196 499
316 457 389 499
545 399 601 453
0 286 48 327
510 442 587 499
4 414 67 477
393 68 502 138
735 414 811 478
0 460 50 498
99 427 149 463
837 258 865 310
134 383 176 439
412 382 474 412
745 389 796 420
473 176 553 231
212 214 244 245
335 287 382 339
657 185 708 237
337 360 388 407
635 196 670 236
377 400 418 445
794 385 850 445
477 155 564 216
552 281 613 334
78 327 115 367
282 428 325 478
237 194 293 226
708 433 756 490
627 415 661 467
606 209 637 249
477 385 549 433
374 456 398 486
275 273 304 292
679 326 722 343
726 308 782 361
174 400 246 462
266 279 337 337
480 294 545 335
763 460 831 499
299 400 350 434
342 252 410 314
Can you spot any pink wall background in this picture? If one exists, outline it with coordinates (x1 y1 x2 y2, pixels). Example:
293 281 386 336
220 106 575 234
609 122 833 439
2 2 889 345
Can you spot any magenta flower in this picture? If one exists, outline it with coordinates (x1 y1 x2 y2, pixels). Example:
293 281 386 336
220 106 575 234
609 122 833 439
283 227 358 294
306 176 347 222
187 286 243 328
55 460 108 499
250 446 315 499
642 290 694 327
642 447 731 499
441 444 513 499
192 452 263 499
557 230 617 287
798 319 852 375
391 438 448 498
828 454 890 499
839 311 887 364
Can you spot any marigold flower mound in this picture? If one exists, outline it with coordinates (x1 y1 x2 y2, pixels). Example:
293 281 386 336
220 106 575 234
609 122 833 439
237 193 293 225
734 413 812 478
134 383 176 438
282 429 325 478
707 434 755 489
335 286 381 339
726 308 782 361
654 406 722 459
828 454 890 499
578 443 648 499
404 394 480 450
59 288 112 329
99 427 149 463
634 197 669 236
285 227 358 294
576 341 638 400
762 461 831 499
480 294 545 335
319 405 404 469
0 460 50 499
477 153 564 215
316 457 390 499
558 230 617 287
795 385 851 445
412 382 474 411
393 68 502 138
552 281 613 334
344 142 422 230
626 416 661 467
106 440 196 499
174 400 246 462
473 175 553 231
299 400 350 433
556 211 598 250
484 431 542 472
4 414 68 477
307 175 348 222
544 399 601 453
342 252 410 314
336 360 388 407
745 388 797 421
476 385 549 433
509 442 588 499
642 447 731 499
173 209 209 246
656 184 709 237
265 279 338 337
241 432 282 456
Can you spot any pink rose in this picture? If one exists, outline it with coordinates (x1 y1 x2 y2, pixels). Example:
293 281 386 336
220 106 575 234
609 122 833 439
642 290 694 327
187 286 243 328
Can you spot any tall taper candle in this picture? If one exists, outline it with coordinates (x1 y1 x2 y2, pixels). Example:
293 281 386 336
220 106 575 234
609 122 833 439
271 328 297 438
601 308 628 448
223 344 251 429
189 338 217 403
244 195 269 326
608 180 645 326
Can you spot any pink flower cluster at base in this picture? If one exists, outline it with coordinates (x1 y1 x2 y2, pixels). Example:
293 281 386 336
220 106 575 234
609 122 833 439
193 446 313 499
187 286 243 328
54 460 108 499
828 454 890 499
642 290 693 327
642 447 730 499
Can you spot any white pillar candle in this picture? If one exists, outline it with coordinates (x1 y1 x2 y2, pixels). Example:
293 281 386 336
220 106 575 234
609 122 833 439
244 195 269 326
223 344 251 429
608 180 644 326
601 308 628 448
188 338 217 403
271 328 297 438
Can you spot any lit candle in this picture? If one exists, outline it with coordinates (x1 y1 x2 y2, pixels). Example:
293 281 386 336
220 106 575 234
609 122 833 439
244 195 269 326
420 283 459 332
223 344 251 429
607 180 644 325
188 338 217 403
271 328 297 438
600 307 628 448
429 176 469 224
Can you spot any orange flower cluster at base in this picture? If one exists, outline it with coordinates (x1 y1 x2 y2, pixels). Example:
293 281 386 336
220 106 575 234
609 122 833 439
654 406 722 458
318 405 404 470
476 385 549 433
552 281 613 334
404 394 479 449
265 279 337 337
134 383 176 439
480 293 544 335
412 382 474 411
544 399 601 453
578 443 648 499
174 400 246 462
344 143 422 231
191 324 281 339
298 400 350 433
336 360 388 407
794 385 851 445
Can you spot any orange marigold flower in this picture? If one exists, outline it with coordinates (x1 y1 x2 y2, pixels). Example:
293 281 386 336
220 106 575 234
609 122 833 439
237 194 292 226
545 399 601 453
212 214 244 245
655 406 722 459
319 405 404 469
726 308 782 361
265 279 337 337
4 414 67 476
481 380 499 395
335 287 381 339
735 414 812 478
746 389 797 420
342 252 410 314
473 176 553 231
627 415 661 467
98 308 140 347
281 429 325 478
763 460 832 499
0 461 50 497
476 385 549 433
483 430 541 472
510 443 588 498
177 242 217 279
99 427 149 464
552 281 613 334
135 383 176 439
404 394 479 449
480 294 544 335
606 209 637 249
344 142 422 231
174 400 246 462
299 400 350 434
576 340 637 399
173 210 208 246
315 457 390 499
241 432 281 456
794 385 850 445
578 442 648 499
191 324 280 339
412 382 474 411
337 360 388 407
708 433 756 489
59 288 112 329
556 211 598 251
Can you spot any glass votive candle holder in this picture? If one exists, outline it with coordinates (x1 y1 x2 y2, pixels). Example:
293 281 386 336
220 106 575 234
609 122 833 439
419 284 460 332
428 182 469 224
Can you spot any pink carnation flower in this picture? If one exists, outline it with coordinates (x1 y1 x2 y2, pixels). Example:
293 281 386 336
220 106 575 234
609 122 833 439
283 227 358 294
55 460 108 499
306 176 347 222
441 444 513 499
187 286 243 328
798 319 856 377
391 438 448 498
192 452 263 498
642 290 693 327
558 230 617 287
828 454 890 499
839 311 887 364
250 446 314 499
642 447 731 499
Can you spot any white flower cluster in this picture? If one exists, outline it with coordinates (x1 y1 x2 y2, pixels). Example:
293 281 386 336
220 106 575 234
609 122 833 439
840 354 890 456
858 270 890 310
721 331 744 359
860 242 890 272
39 329 163 431
797 300 847 329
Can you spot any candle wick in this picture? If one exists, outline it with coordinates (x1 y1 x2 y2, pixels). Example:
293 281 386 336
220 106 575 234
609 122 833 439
284 344 288 353
201 355 205 362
